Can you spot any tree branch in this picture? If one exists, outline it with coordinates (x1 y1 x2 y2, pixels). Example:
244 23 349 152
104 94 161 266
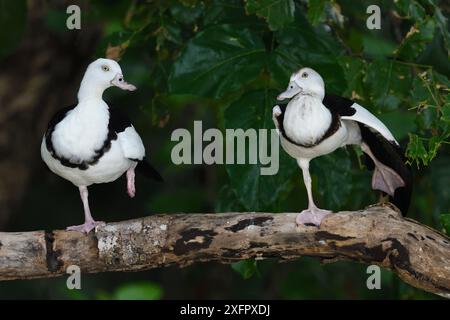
1 205 449 298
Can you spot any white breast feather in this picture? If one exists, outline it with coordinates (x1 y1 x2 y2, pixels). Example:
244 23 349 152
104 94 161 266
283 96 332 146
51 101 110 162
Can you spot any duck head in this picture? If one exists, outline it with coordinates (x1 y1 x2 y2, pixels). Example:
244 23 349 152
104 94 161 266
78 58 136 101
277 67 325 101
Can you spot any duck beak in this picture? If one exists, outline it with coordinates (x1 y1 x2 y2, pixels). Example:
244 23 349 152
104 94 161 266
277 84 301 101
111 73 136 91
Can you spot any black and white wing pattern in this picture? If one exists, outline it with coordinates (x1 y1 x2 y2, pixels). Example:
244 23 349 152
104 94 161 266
43 104 162 181
109 107 163 182
323 94 412 215
323 94 398 145
44 104 90 169
109 107 144 161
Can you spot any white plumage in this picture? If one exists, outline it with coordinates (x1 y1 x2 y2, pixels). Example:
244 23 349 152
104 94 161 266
341 103 398 145
41 58 158 233
273 67 411 226
118 126 146 160
283 95 333 147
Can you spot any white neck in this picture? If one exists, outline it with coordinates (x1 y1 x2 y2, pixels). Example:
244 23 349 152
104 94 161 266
77 77 108 103
295 90 324 101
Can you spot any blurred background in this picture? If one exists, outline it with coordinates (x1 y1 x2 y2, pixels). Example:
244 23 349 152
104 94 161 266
0 0 449 299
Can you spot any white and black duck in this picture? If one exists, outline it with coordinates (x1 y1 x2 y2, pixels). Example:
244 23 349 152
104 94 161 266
41 58 162 233
273 67 412 226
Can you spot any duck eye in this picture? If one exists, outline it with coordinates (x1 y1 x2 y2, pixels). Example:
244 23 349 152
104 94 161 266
102 65 110 72
302 72 308 78
290 85 293 89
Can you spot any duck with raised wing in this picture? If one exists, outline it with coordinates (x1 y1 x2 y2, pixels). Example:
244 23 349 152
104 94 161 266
41 58 162 233
273 67 412 226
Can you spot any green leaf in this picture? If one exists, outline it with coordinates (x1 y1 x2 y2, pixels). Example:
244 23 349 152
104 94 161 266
427 135 441 162
113 282 163 300
0 0 27 59
411 74 431 104
307 0 327 26
270 14 346 93
406 133 428 167
311 149 353 210
428 0 450 48
170 1 203 25
440 214 450 234
203 0 252 26
441 102 450 122
377 111 417 140
430 156 450 223
362 35 396 58
215 184 246 212
417 106 438 130
96 29 135 58
224 90 296 211
433 71 450 87
364 59 411 111
245 0 295 31
396 19 436 60
337 56 366 98
410 70 449 136
169 25 266 98
394 0 426 21
232 259 258 279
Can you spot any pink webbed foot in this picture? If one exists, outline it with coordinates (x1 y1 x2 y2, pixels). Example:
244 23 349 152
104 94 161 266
296 207 332 227
126 166 136 198
66 220 105 234
372 166 405 197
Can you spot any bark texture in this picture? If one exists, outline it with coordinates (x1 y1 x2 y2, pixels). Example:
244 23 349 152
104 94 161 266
0 205 449 298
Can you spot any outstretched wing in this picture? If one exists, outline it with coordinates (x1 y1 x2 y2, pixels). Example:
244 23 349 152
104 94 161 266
323 94 411 215
323 94 398 145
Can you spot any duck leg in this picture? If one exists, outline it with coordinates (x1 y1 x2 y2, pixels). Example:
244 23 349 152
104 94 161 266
126 162 137 198
67 186 105 233
295 159 331 226
361 143 405 196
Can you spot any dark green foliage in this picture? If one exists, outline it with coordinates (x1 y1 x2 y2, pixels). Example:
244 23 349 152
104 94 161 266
232 259 259 279
2 0 449 299
224 90 296 211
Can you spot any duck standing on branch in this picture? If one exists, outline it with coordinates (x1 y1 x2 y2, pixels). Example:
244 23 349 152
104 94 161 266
41 58 162 233
273 68 412 226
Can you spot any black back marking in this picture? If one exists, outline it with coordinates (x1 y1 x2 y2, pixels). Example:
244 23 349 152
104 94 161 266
322 93 356 117
109 107 133 133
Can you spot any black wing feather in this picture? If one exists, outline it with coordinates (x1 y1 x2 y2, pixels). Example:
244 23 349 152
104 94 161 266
324 94 412 215
358 124 412 216
136 158 163 182
322 94 356 116
109 106 133 133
